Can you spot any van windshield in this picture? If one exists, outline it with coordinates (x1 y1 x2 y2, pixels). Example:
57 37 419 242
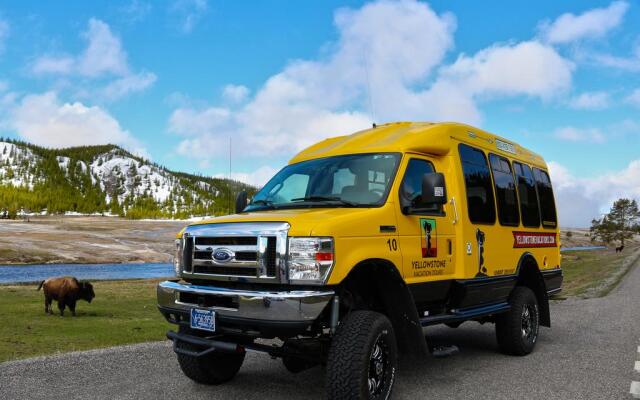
244 153 401 211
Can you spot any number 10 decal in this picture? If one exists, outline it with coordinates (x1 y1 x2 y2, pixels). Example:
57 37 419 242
387 238 397 251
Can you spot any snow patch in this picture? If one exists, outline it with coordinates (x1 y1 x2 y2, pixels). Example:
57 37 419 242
0 142 38 188
57 156 71 171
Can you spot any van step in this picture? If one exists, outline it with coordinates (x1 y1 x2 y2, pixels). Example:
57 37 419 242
420 302 510 326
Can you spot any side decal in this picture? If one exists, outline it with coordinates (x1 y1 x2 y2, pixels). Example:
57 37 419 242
512 231 557 248
420 218 437 258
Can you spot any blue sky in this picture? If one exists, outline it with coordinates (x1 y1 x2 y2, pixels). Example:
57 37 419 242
0 0 639 226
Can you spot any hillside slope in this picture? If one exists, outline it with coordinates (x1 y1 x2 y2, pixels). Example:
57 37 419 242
0 139 255 219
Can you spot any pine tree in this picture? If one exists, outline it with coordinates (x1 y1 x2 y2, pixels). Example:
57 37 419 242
590 198 640 246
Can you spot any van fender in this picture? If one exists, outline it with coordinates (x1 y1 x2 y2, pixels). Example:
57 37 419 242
516 253 551 327
337 259 428 357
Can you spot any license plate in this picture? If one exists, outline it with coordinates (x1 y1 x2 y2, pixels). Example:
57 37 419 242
190 308 216 332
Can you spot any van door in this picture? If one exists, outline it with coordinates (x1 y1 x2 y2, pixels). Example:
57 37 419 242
457 143 497 279
395 156 456 287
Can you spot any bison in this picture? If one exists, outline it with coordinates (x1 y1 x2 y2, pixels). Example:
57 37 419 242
37 277 95 316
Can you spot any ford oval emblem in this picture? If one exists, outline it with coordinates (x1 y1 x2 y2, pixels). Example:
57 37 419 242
212 248 234 263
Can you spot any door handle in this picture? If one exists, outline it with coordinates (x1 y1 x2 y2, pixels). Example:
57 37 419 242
450 197 459 225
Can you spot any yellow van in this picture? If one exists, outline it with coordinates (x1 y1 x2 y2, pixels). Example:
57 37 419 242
158 122 562 399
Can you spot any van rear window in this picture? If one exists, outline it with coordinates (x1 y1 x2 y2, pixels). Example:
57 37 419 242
512 162 540 228
459 144 496 224
489 154 519 226
533 168 557 228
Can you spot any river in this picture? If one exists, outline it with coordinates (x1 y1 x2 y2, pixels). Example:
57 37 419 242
0 262 174 284
0 246 606 284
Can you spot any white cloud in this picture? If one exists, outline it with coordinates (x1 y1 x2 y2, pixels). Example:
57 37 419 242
9 92 145 155
30 19 154 101
538 1 629 44
32 55 75 75
591 51 640 72
100 71 157 100
625 88 640 108
77 19 129 77
440 40 573 98
214 165 279 187
120 0 152 23
568 91 610 110
164 91 194 108
170 0 208 34
168 0 455 158
0 17 9 55
169 107 231 138
554 126 605 143
222 84 249 103
33 19 128 77
0 84 18 131
611 118 640 133
168 0 574 165
548 160 640 227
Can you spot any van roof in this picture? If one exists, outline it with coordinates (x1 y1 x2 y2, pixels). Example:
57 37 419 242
289 121 548 169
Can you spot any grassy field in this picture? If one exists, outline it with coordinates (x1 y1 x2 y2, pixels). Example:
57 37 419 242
0 279 170 362
556 244 640 298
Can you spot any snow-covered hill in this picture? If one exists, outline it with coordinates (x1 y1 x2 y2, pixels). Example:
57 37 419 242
0 142 38 188
0 140 253 218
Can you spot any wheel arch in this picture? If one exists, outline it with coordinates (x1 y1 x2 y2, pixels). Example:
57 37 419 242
516 253 551 327
336 258 428 357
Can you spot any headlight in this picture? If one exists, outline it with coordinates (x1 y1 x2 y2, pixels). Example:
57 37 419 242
287 237 334 284
174 238 183 277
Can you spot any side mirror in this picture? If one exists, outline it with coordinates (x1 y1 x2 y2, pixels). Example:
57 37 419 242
235 191 248 213
421 172 447 205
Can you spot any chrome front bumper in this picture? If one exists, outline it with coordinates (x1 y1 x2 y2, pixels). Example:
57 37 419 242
157 281 334 323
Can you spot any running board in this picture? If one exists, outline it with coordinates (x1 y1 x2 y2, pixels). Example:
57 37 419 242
420 302 510 327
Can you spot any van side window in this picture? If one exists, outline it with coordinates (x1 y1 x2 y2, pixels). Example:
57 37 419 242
489 154 519 226
400 159 441 214
459 144 496 224
512 162 540 228
532 168 557 228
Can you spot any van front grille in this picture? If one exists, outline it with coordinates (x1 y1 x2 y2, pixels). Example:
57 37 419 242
189 235 277 279
193 250 257 262
195 237 257 246
265 237 277 276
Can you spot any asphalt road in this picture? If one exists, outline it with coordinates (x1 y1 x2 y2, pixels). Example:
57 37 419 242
2 262 639 400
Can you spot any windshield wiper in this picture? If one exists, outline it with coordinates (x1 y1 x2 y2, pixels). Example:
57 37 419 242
248 199 276 209
290 196 360 207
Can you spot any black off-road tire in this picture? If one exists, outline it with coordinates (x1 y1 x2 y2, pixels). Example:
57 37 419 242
326 311 398 400
175 327 245 385
496 286 540 356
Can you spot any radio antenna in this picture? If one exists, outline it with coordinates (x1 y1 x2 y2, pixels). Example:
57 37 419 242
363 49 376 126
228 136 232 214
